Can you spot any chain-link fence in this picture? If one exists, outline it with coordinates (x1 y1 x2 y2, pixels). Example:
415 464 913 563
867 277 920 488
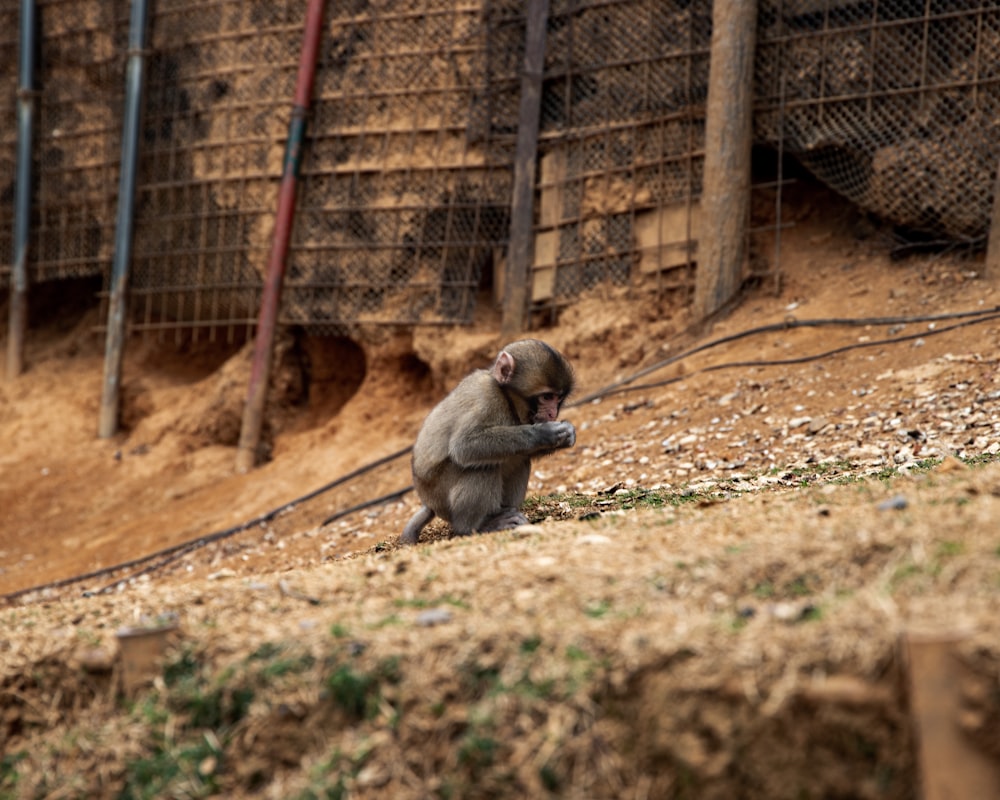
756 0 1000 242
4 0 1000 333
528 0 712 315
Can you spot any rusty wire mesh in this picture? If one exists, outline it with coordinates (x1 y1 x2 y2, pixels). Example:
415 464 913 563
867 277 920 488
529 0 712 314
123 0 304 339
756 0 1000 242
282 0 520 331
5 0 1000 331
0 0 127 289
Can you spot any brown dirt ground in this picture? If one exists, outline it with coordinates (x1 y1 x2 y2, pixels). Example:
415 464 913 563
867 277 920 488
2 186 1000 797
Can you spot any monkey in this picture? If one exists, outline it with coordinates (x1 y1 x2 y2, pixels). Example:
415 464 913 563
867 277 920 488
401 339 576 545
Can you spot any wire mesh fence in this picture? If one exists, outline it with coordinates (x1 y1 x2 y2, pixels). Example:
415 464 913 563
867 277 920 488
528 0 712 315
123 0 305 340
0 0 127 288
756 0 1000 243
282 0 521 332
4 0 1000 332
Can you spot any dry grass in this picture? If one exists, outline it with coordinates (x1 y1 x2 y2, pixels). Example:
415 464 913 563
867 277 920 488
4 458 1000 799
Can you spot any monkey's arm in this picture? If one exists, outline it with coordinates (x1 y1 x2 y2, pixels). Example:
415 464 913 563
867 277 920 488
448 420 575 467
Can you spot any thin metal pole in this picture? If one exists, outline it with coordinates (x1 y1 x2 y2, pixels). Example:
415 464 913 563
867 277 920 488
235 0 326 472
7 0 36 380
98 0 151 437
500 0 549 341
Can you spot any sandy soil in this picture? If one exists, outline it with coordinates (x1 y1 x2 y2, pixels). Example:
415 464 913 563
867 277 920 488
2 187 1000 797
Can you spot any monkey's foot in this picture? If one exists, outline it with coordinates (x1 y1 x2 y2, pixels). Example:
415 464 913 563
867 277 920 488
479 508 530 532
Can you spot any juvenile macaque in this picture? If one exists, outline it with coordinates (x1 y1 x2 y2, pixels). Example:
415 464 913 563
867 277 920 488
401 339 576 544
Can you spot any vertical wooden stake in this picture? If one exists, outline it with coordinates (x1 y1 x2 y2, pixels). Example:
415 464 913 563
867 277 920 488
984 160 1000 279
500 0 549 341
694 0 757 320
903 630 1000 800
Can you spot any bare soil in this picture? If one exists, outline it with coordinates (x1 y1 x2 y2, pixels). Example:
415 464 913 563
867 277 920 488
2 188 1000 798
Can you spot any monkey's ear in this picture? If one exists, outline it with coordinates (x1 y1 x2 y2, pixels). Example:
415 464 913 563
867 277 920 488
492 350 516 384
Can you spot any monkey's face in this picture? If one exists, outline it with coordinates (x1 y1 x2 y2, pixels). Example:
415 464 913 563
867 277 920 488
532 390 563 423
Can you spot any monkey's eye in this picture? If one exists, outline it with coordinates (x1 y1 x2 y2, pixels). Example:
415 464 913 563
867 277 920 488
538 392 560 404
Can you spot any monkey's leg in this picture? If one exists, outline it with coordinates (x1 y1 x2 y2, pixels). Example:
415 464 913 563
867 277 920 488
479 507 529 531
477 458 530 531
401 505 435 545
446 467 503 536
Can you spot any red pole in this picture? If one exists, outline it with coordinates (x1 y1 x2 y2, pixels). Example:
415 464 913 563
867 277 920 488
236 0 327 472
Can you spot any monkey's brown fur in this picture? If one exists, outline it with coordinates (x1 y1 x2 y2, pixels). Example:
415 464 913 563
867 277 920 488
401 340 576 544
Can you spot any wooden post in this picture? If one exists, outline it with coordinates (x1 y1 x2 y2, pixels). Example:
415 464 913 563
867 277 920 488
984 160 1000 279
903 630 1000 800
694 0 757 320
7 0 37 380
500 0 549 341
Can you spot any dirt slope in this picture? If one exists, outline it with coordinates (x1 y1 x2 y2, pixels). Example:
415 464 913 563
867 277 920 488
2 188 1000 797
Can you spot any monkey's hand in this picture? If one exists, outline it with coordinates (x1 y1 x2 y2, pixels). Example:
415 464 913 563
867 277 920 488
533 420 576 452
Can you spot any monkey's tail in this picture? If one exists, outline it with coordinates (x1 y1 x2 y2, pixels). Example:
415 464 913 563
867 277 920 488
401 505 435 545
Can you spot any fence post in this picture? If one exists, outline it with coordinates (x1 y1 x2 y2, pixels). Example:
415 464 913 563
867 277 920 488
694 0 758 320
500 0 549 341
98 0 151 438
985 161 1000 280
235 0 326 473
7 0 37 380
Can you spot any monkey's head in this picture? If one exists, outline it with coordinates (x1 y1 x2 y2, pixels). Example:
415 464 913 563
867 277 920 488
491 339 574 424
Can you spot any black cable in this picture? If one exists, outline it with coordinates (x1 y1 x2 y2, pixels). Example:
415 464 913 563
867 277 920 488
589 311 1000 401
3 447 415 602
570 306 1000 405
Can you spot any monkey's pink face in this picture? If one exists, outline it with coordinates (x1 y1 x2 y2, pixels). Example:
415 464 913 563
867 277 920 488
533 391 562 423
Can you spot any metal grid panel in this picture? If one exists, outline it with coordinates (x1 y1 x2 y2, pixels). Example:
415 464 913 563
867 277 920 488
281 0 520 331
124 0 303 338
530 0 712 312
756 0 1000 240
0 0 128 288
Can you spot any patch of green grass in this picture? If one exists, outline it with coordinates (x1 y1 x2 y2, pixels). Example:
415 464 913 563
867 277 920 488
889 562 923 592
520 635 542 653
753 581 775 599
936 540 965 558
393 594 470 610
584 599 612 618
326 665 377 720
368 614 403 629
0 751 26 792
330 623 351 638
963 453 1000 467
121 733 222 800
565 644 590 662
458 733 499 773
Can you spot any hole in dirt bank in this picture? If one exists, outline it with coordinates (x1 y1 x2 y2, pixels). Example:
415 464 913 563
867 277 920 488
295 334 367 424
25 276 104 331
